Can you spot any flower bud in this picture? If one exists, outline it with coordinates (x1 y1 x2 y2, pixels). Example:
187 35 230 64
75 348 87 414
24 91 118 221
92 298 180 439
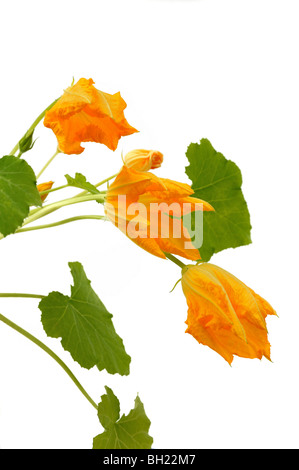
123 149 163 172
37 181 54 202
18 129 36 155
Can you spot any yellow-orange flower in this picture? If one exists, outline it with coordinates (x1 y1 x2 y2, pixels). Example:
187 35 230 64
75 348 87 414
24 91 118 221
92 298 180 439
104 165 214 260
43 78 138 154
181 263 277 364
37 181 54 202
123 149 163 171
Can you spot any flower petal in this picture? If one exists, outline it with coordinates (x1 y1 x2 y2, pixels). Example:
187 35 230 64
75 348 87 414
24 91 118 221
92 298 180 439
44 78 138 154
181 263 276 363
105 166 213 261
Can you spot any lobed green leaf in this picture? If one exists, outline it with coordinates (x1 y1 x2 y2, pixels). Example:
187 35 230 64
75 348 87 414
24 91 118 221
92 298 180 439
65 173 100 194
38 262 131 376
93 386 153 449
185 138 252 261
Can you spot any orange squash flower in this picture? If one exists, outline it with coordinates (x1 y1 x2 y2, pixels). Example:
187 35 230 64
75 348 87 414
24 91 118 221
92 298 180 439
181 263 277 364
43 78 138 154
37 181 54 202
104 165 214 260
123 149 163 171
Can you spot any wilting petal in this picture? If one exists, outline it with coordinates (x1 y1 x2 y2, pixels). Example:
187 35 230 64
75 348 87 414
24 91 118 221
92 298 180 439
181 263 276 364
105 166 213 260
139 195 214 216
107 166 154 198
130 236 167 259
157 237 200 261
47 78 93 118
143 177 194 199
44 78 138 154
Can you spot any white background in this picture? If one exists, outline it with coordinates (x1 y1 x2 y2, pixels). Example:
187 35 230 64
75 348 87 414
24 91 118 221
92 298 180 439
0 0 298 449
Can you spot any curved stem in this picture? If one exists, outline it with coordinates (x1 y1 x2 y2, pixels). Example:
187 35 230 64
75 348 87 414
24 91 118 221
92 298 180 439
0 293 44 299
0 312 98 411
16 215 106 233
23 193 106 227
169 277 182 293
164 253 186 269
36 148 61 180
9 97 59 156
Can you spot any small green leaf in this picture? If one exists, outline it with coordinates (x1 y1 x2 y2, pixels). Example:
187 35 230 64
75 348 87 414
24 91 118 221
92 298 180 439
185 138 252 261
93 386 153 449
39 262 131 375
65 173 100 194
97 386 120 430
0 155 42 237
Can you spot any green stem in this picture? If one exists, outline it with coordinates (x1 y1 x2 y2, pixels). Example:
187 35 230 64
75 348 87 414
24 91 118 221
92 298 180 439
36 148 61 180
0 293 44 299
164 253 186 269
38 185 107 197
0 312 98 411
74 173 118 198
94 173 118 188
16 215 106 233
9 97 59 156
169 278 182 293
38 183 70 196
23 193 106 227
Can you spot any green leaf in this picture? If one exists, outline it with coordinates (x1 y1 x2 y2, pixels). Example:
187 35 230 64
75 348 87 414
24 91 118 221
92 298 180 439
65 173 100 194
38 262 131 375
97 386 120 430
0 155 42 236
93 386 153 449
185 138 252 261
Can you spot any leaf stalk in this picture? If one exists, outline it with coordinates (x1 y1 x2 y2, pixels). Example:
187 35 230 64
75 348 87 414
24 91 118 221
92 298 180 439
0 312 98 411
